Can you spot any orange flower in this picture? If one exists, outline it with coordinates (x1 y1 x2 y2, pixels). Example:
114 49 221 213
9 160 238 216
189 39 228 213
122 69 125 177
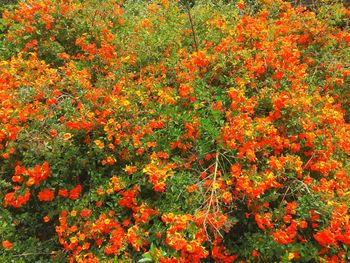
26 177 35 187
80 209 92 219
63 133 72 140
94 139 104 149
12 175 23 183
124 165 137 175
96 188 104 195
272 229 295 245
4 189 31 208
38 189 54 202
2 240 13 250
43 216 50 223
49 130 58 137
161 0 169 10
221 191 233 204
286 202 297 215
314 229 336 247
187 184 198 193
251 249 260 257
2 153 10 159
299 221 308 229
58 189 69 198
154 182 166 192
238 0 245 10
255 213 274 230
69 185 82 200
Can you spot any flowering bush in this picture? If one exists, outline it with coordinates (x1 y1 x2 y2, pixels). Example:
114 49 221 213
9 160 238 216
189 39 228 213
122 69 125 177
0 0 349 262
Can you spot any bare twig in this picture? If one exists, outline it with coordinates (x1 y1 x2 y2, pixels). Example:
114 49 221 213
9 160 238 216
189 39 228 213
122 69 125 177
281 178 312 203
281 185 291 203
13 252 52 258
203 150 220 239
302 153 315 171
295 179 311 194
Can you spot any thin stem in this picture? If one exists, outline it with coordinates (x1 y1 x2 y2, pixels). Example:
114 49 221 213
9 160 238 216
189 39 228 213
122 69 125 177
184 0 199 52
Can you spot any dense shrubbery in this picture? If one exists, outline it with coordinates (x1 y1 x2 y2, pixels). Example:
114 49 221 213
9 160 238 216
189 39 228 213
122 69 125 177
0 0 349 262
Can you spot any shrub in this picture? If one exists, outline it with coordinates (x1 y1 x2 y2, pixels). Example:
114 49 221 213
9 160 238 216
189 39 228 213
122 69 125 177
0 0 349 262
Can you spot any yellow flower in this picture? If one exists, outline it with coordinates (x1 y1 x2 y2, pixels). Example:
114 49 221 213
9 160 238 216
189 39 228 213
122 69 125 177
288 252 294 260
69 236 78 244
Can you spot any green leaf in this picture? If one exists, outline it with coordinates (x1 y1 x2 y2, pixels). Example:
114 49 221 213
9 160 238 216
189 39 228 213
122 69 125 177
138 252 153 263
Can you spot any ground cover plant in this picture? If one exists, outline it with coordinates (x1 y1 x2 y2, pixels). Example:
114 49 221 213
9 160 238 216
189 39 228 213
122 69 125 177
0 0 349 262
